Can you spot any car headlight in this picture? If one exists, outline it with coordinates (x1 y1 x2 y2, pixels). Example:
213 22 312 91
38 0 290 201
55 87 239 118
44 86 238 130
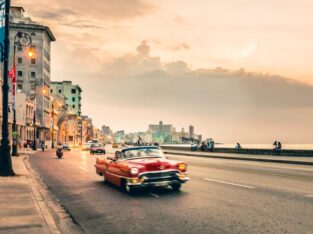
130 168 139 175
178 163 187 171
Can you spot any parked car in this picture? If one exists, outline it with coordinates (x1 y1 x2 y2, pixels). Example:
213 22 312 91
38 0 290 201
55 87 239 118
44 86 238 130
95 146 189 193
82 143 92 151
61 143 71 151
90 143 106 155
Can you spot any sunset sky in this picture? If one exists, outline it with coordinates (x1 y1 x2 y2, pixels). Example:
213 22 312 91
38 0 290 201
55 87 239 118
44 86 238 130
13 0 313 143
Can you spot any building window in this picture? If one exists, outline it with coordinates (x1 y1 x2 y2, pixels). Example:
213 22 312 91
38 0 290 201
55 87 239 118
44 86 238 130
72 105 75 109
17 71 23 77
71 89 76 94
31 58 36 64
50 89 53 93
58 89 61 93
72 97 75 102
17 84 22 90
31 84 36 91
17 46 22 51
31 72 36 78
17 57 22 64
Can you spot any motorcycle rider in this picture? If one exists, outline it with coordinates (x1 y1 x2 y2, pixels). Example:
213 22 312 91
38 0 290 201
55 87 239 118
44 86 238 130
56 143 63 158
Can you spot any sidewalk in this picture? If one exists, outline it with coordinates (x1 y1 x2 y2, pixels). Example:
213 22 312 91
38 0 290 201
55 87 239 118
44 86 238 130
0 155 60 234
164 150 313 166
0 153 83 234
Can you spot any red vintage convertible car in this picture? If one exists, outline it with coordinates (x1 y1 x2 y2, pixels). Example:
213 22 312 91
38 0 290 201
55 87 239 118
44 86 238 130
95 146 189 193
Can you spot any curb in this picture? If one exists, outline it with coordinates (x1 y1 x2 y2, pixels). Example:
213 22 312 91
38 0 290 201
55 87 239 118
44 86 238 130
21 155 60 234
23 155 85 234
164 151 313 166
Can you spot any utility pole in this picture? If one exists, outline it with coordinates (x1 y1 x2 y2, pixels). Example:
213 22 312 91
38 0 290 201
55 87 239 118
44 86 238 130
0 0 15 176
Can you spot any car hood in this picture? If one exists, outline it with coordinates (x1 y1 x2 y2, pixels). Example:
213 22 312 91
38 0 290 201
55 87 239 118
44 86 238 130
125 158 178 171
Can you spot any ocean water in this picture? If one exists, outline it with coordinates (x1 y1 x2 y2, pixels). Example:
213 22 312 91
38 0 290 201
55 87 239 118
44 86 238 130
162 144 313 150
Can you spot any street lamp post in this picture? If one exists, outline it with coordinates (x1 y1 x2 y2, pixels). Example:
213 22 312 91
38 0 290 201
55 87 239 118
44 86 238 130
0 0 15 176
50 99 60 149
32 98 37 150
11 32 34 156
32 80 41 151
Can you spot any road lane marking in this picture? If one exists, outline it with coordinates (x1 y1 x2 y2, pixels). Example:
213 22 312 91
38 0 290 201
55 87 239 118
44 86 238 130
203 178 255 189
149 193 159 198
79 166 88 172
305 195 313 198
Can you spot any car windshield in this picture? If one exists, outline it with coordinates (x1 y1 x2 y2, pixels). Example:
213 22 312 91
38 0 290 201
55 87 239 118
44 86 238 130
91 143 103 147
121 148 164 160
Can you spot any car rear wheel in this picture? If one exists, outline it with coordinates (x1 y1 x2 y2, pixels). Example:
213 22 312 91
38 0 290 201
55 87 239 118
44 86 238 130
171 183 181 191
103 173 107 184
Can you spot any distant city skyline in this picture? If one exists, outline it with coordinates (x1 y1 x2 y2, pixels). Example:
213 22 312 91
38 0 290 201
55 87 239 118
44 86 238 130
13 0 313 143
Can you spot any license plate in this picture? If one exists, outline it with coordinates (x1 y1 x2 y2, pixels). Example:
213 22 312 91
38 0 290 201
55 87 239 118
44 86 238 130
154 182 169 187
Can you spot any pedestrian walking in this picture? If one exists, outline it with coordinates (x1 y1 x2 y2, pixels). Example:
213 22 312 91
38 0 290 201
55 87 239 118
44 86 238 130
41 141 45 152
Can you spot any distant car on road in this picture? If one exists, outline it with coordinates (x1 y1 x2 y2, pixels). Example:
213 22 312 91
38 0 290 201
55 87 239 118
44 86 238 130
90 143 106 155
61 143 71 151
95 146 189 193
112 143 118 148
82 143 92 151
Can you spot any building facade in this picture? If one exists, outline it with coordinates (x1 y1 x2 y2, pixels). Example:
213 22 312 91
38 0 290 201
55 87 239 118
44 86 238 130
9 6 56 142
101 125 111 136
50 81 82 116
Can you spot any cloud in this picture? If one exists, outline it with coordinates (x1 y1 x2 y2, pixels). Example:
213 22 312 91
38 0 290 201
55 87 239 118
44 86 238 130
170 43 190 51
15 0 154 22
84 42 313 110
136 41 150 59
72 42 313 143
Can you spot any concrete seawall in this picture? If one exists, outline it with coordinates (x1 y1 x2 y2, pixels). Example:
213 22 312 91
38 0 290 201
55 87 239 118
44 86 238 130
161 146 313 157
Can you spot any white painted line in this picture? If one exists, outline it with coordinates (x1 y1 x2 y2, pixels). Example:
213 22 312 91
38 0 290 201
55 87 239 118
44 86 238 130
79 166 88 172
203 178 255 189
149 193 159 198
304 195 313 198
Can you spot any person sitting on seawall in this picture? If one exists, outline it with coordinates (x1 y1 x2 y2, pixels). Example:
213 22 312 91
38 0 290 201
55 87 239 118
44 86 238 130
200 142 207 152
191 142 198 151
276 141 282 155
235 142 242 150
207 140 215 152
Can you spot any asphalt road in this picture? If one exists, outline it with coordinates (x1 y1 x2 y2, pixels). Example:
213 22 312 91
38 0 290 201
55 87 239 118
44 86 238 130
29 148 313 234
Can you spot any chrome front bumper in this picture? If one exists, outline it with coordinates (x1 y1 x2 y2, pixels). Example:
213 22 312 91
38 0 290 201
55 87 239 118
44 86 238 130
127 171 189 188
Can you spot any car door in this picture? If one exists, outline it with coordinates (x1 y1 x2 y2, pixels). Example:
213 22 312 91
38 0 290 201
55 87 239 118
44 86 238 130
107 159 123 185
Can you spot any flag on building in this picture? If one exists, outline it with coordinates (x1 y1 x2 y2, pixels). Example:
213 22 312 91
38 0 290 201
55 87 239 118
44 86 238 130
9 65 16 95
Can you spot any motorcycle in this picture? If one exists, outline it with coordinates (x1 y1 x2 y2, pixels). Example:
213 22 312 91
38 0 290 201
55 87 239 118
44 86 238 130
56 147 63 159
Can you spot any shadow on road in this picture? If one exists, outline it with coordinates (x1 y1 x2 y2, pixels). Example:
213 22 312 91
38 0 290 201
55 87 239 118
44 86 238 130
93 180 188 198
